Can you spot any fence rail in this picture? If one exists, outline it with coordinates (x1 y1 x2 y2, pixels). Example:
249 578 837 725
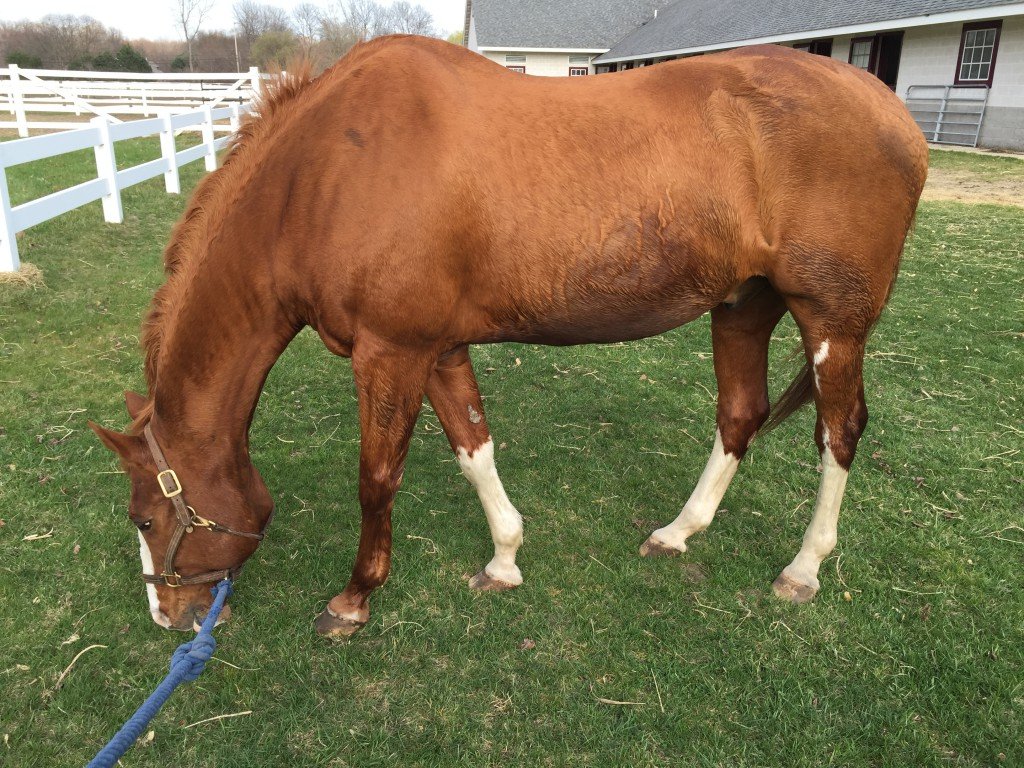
905 84 989 147
1 65 264 136
0 104 251 272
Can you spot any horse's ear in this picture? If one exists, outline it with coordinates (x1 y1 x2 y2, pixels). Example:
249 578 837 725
88 422 150 468
124 390 148 420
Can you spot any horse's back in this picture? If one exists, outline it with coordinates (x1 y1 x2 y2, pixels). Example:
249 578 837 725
283 38 928 345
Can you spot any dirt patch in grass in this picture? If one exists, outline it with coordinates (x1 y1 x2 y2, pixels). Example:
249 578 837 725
924 166 1024 207
923 153 1024 207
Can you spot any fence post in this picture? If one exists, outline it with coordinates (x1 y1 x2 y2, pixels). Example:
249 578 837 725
160 111 181 195
9 64 28 138
202 104 217 172
248 66 261 99
229 103 241 132
935 86 948 143
0 162 20 272
91 116 124 224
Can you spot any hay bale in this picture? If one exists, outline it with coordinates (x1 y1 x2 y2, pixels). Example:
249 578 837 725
0 262 45 289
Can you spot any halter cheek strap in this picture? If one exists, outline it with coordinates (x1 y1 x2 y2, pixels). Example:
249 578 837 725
142 424 266 588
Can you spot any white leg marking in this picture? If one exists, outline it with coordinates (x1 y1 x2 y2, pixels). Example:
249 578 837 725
812 340 830 390
457 439 523 586
647 430 740 552
780 446 848 591
137 531 171 628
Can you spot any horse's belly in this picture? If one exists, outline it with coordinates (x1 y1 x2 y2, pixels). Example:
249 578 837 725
500 289 719 346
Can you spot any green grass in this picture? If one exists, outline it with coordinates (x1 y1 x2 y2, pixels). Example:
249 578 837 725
1 145 1022 767
927 146 1024 181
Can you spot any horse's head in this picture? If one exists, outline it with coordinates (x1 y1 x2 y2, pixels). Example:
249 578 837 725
89 392 274 630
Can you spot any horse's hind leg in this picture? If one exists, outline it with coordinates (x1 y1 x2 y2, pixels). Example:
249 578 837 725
314 340 435 638
425 346 523 591
772 325 868 603
642 283 787 556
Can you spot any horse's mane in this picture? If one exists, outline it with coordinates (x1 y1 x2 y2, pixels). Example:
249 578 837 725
138 59 322 406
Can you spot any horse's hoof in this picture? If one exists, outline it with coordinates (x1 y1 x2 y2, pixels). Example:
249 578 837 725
469 569 519 592
772 572 818 604
640 536 684 558
314 608 366 638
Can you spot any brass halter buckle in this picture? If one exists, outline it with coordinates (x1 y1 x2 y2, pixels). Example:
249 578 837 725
161 572 184 588
156 469 183 498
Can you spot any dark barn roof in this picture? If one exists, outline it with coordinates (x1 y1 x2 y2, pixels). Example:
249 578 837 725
597 0 1022 60
470 0 674 50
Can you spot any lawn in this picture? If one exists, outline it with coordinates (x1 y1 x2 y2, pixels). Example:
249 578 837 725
0 147 1021 767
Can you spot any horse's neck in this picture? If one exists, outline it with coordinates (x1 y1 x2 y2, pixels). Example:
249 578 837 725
151 256 297 452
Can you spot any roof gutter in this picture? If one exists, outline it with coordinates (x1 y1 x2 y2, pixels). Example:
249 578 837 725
478 46 611 54
595 2 1024 63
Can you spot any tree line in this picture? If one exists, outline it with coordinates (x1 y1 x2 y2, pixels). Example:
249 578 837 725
0 1 453 75
0 15 152 72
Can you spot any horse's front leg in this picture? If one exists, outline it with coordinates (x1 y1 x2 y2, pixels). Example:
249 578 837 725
315 340 434 638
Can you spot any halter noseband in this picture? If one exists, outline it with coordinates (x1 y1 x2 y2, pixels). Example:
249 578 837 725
141 423 266 588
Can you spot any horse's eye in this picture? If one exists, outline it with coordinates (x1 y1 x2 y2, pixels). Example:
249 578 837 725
137 520 152 532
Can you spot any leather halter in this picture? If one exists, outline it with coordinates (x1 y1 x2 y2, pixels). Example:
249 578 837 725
141 424 266 588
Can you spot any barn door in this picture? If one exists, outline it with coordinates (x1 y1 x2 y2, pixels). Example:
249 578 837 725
849 31 904 90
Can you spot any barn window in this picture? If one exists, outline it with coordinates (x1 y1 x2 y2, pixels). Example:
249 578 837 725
507 66 526 73
795 39 833 57
569 67 589 76
956 21 1001 86
848 33 903 89
569 55 591 64
505 54 526 63
849 37 875 70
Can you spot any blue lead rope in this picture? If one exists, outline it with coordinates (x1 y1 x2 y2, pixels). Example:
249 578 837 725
86 579 234 768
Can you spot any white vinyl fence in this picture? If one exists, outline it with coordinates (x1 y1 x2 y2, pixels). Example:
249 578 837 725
1 65 263 136
0 104 251 272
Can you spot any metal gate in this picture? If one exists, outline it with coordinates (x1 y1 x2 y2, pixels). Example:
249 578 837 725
905 85 989 147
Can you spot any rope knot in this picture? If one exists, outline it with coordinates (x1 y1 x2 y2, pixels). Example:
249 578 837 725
170 634 217 682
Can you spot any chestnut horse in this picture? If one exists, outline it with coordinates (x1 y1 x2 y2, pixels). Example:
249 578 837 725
90 36 927 636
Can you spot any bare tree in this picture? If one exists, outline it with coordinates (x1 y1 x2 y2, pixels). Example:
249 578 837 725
338 0 389 39
317 11 361 62
173 0 215 71
1 15 123 69
387 2 435 36
292 3 322 55
234 0 291 42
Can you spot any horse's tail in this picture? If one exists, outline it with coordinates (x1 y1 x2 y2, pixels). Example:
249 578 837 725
759 359 815 434
759 223 911 436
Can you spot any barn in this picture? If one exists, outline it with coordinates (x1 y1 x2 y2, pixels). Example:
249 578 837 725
464 0 1024 151
463 0 674 76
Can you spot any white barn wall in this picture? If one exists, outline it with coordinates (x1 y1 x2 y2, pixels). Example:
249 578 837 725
891 18 1024 107
480 51 597 76
989 15 1024 107
892 24 966 97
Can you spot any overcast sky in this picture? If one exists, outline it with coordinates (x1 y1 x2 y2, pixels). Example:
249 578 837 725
2 0 466 40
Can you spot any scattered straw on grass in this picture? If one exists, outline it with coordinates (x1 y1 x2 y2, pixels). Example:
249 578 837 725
0 262 44 289
50 644 107 695
183 710 253 729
